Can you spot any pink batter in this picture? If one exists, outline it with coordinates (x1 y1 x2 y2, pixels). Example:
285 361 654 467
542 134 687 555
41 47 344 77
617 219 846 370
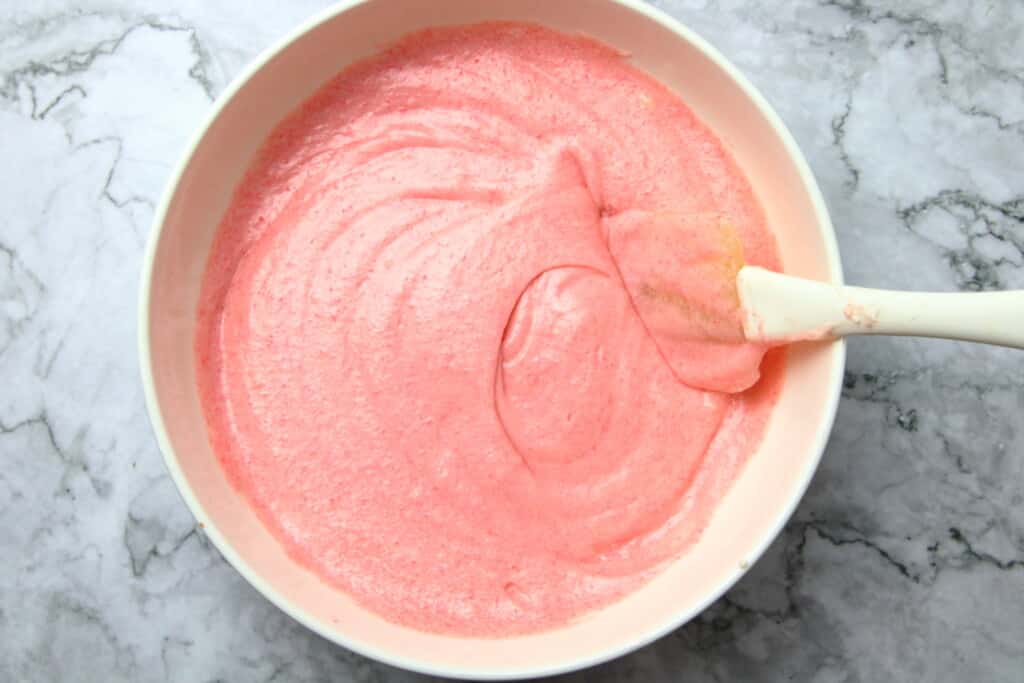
196 23 783 636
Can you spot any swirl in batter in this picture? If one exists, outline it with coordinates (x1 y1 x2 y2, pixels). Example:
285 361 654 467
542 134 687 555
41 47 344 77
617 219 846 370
196 23 783 636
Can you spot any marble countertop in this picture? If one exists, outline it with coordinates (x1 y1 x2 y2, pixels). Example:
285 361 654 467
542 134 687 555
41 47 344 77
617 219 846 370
2 0 1022 680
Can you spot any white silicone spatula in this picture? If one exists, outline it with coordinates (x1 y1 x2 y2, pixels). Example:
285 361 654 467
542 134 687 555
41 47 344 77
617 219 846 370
627 218 1024 351
737 266 1024 348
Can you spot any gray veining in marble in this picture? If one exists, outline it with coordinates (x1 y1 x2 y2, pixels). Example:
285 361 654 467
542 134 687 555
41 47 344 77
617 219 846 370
1 1 1022 681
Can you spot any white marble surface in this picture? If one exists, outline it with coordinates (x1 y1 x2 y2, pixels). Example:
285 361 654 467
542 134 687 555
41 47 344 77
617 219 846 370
1 0 1022 680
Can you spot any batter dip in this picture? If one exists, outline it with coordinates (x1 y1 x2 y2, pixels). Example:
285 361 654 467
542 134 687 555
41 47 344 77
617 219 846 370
196 22 783 636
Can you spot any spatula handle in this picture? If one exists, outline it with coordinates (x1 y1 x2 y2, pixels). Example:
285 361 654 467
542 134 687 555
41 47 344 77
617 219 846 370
737 266 1024 348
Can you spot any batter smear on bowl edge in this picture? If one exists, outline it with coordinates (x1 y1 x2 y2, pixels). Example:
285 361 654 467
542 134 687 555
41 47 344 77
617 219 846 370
195 22 784 636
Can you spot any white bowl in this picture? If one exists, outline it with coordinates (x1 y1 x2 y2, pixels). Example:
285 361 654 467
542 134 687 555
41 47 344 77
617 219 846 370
139 0 844 678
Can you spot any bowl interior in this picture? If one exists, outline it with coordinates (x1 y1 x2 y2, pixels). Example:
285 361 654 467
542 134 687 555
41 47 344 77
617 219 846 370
142 0 843 677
